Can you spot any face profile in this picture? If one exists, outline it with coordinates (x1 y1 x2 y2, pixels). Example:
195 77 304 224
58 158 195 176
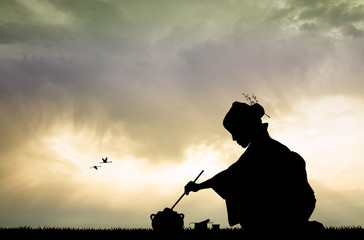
223 101 265 148
230 128 252 148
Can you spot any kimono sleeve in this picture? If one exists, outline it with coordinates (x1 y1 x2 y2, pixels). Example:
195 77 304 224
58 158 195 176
209 168 234 199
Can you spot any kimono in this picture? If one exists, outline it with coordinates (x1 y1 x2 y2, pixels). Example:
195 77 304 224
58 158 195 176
211 124 316 229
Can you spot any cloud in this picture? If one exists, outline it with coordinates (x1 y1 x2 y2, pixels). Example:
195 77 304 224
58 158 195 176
342 23 364 38
1 0 364 162
269 0 364 38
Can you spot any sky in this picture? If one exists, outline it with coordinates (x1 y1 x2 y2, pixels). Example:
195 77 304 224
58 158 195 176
1 0 364 229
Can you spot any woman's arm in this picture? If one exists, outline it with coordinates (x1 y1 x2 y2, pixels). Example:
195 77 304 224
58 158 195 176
184 178 214 195
184 168 233 199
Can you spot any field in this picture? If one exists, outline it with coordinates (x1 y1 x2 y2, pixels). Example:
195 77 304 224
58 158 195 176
1 226 364 239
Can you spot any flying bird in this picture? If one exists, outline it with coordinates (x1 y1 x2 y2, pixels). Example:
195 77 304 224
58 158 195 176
90 165 101 170
100 157 112 164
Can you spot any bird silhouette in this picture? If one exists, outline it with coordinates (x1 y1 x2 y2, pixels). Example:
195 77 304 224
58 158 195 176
100 157 112 164
90 165 101 170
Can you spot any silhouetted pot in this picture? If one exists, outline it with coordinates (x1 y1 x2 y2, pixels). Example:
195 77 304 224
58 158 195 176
150 208 184 231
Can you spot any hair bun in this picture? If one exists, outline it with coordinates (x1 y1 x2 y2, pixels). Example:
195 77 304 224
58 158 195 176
250 103 265 119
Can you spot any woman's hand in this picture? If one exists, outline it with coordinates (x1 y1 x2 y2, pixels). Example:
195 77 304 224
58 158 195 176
184 181 200 195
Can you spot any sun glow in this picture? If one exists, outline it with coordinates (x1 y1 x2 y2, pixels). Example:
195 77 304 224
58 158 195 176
31 123 239 215
270 96 364 190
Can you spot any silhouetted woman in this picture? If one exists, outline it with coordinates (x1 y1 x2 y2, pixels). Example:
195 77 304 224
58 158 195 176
185 102 316 232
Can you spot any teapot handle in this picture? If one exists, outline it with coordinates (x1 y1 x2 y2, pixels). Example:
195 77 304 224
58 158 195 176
179 213 184 219
150 214 156 220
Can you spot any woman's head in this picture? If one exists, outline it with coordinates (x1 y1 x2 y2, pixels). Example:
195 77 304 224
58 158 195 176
223 101 265 147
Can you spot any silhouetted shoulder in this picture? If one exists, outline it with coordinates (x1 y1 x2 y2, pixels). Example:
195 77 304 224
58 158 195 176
262 138 308 174
290 151 306 168
264 137 292 158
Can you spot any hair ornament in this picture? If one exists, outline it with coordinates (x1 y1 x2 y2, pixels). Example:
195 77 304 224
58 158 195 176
242 93 270 118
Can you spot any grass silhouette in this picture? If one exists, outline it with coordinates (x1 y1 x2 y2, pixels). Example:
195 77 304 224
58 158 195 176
1 226 363 239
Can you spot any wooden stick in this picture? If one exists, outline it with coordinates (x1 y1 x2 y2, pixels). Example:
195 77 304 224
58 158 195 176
171 170 204 210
